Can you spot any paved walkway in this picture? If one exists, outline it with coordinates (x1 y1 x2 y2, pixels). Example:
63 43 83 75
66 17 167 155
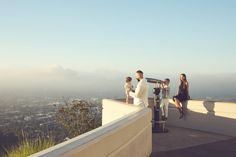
151 126 236 157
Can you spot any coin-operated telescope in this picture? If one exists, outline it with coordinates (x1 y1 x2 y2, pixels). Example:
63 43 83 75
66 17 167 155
146 78 168 133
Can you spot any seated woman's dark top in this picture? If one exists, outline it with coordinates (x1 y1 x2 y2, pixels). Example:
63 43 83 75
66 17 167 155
173 85 189 102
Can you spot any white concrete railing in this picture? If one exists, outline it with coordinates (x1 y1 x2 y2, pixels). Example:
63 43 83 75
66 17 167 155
30 99 152 157
167 100 236 137
102 99 143 125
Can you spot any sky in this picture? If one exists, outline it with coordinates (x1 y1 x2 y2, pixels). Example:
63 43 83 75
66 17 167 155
0 0 236 99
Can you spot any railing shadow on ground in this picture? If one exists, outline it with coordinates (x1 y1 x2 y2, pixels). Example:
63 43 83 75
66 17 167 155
203 101 215 116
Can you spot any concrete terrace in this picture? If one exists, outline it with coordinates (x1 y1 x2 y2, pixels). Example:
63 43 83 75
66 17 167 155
151 126 235 157
120 98 236 157
31 99 236 157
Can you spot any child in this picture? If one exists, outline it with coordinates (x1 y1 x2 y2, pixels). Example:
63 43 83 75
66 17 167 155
160 78 170 121
124 77 133 104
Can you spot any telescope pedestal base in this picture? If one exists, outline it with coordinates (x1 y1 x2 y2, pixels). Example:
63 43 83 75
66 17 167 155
152 127 169 133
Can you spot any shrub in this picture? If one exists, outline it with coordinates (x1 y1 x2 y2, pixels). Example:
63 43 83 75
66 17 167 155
5 136 54 157
56 99 102 138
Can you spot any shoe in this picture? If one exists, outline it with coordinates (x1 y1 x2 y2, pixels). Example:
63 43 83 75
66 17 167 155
179 110 185 119
161 116 165 121
164 117 168 121
178 107 185 119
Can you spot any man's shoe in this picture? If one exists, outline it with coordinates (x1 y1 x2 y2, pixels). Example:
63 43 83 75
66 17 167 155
161 116 165 121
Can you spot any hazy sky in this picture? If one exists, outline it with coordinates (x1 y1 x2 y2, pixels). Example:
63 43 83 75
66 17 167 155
0 1 236 100
0 0 235 75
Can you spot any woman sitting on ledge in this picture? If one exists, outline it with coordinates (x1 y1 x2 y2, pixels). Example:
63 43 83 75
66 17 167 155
173 73 190 119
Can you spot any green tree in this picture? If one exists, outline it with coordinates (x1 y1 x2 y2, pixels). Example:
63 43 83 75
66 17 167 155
56 99 102 138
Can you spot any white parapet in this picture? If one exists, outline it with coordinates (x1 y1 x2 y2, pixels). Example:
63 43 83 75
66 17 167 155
102 99 143 125
30 99 152 157
167 100 236 137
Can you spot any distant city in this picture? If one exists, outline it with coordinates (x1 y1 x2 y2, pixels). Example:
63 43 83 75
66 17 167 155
0 77 236 156
0 95 101 156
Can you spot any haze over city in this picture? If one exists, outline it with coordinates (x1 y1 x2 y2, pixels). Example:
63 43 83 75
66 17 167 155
0 0 236 100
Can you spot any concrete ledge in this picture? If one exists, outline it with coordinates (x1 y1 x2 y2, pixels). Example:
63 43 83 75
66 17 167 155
102 99 143 125
167 100 236 137
30 99 152 157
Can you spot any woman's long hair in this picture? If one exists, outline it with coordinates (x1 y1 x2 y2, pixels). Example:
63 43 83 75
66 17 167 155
180 73 188 89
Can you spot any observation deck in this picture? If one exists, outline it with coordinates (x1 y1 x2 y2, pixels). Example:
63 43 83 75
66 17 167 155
30 99 236 157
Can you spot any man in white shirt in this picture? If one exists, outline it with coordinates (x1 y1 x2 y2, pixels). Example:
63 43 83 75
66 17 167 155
129 70 149 107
